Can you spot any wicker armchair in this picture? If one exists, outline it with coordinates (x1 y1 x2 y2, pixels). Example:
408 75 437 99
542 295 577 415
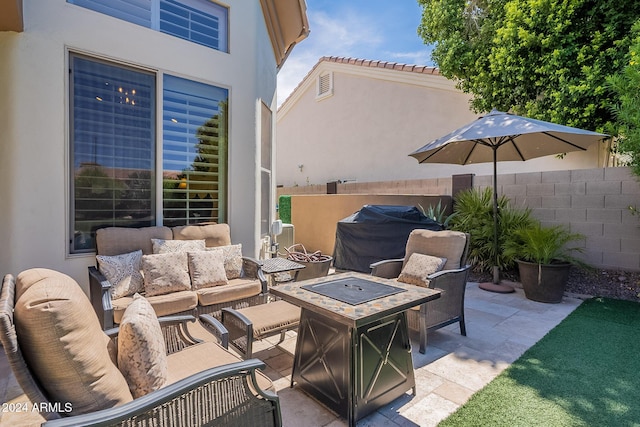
370 229 471 354
1 271 281 427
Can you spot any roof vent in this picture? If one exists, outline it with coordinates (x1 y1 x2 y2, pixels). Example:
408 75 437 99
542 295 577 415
316 72 333 100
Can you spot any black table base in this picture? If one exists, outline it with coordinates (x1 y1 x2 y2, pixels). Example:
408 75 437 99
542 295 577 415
291 308 415 426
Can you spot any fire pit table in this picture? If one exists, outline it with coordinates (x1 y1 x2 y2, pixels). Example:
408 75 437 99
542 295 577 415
269 272 441 427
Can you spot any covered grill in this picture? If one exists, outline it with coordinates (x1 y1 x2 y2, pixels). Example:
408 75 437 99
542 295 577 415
332 205 443 273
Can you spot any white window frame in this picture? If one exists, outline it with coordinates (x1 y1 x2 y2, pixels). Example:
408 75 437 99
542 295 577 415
67 51 230 254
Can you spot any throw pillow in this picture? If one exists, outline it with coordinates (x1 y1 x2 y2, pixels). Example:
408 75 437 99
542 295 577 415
188 250 228 289
151 239 206 254
96 250 144 299
118 294 168 398
207 244 243 279
397 253 447 288
142 252 191 297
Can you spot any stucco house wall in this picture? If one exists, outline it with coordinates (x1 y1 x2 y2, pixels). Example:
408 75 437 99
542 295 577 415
276 57 608 188
0 0 307 292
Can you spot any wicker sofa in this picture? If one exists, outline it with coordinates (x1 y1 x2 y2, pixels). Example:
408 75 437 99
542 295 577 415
90 223 267 330
0 269 281 426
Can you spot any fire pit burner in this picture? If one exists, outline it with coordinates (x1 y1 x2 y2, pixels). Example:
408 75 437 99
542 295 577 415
301 277 406 305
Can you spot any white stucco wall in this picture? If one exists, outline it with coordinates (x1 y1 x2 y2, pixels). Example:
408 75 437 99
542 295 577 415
0 0 278 292
276 61 605 188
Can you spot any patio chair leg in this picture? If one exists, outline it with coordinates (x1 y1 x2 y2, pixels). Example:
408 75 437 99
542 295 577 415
419 326 427 354
459 316 467 336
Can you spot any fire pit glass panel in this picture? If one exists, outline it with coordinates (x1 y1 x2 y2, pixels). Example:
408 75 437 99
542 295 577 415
301 277 406 305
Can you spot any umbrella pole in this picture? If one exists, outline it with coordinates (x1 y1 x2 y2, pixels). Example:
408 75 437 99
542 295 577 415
478 145 515 293
493 151 499 284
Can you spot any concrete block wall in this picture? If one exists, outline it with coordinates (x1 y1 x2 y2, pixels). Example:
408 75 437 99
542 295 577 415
277 167 640 271
467 167 640 271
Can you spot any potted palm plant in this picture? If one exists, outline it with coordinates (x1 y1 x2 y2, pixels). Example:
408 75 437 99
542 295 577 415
504 223 586 303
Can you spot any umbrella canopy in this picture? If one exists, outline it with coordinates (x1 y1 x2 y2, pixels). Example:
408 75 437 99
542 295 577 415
409 109 608 165
409 109 609 287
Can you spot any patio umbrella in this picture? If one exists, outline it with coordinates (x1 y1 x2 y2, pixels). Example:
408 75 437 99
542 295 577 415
409 109 608 291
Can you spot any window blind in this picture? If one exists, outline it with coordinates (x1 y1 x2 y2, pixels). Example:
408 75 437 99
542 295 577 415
162 75 228 226
68 0 152 27
68 0 228 52
70 55 156 253
160 0 227 51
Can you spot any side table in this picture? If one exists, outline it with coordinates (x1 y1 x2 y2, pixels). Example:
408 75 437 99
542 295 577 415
260 257 306 284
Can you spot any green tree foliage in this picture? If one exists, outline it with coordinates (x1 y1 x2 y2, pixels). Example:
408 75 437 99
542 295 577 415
418 0 640 132
608 20 640 176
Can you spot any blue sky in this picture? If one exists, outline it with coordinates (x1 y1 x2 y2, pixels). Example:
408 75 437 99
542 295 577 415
277 0 435 105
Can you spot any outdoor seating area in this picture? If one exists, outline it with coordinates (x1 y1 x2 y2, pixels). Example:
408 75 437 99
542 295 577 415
5 1 640 426
0 224 597 426
0 273 583 426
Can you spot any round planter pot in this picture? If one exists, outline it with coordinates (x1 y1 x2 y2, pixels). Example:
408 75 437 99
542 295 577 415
516 260 571 303
294 257 333 281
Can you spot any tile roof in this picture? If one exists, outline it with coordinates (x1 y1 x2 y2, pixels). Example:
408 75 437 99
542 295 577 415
318 56 440 75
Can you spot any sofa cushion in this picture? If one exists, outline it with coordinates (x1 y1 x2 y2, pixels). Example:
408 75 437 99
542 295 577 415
404 229 467 270
96 250 144 299
112 291 198 324
172 223 232 248
398 253 447 287
118 294 168 398
196 278 262 306
142 252 192 297
151 239 206 254
97 226 172 256
166 341 273 392
208 244 243 279
188 250 228 289
14 268 133 415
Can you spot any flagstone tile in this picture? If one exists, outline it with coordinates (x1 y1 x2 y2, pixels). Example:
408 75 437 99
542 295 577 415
277 386 339 427
397 393 460 427
432 379 475 405
424 346 510 391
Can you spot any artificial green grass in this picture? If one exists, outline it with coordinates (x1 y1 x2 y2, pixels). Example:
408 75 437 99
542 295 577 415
439 298 640 427
278 195 291 224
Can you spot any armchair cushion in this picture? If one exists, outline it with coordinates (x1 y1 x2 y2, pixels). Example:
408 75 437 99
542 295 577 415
188 249 228 289
142 253 191 296
112 290 198 324
118 294 168 398
96 250 144 299
13 268 133 415
172 223 232 247
404 229 468 270
398 253 447 287
208 244 243 279
166 341 274 392
152 238 206 254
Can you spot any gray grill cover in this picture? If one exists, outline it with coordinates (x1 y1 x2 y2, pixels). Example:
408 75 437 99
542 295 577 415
332 205 443 273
